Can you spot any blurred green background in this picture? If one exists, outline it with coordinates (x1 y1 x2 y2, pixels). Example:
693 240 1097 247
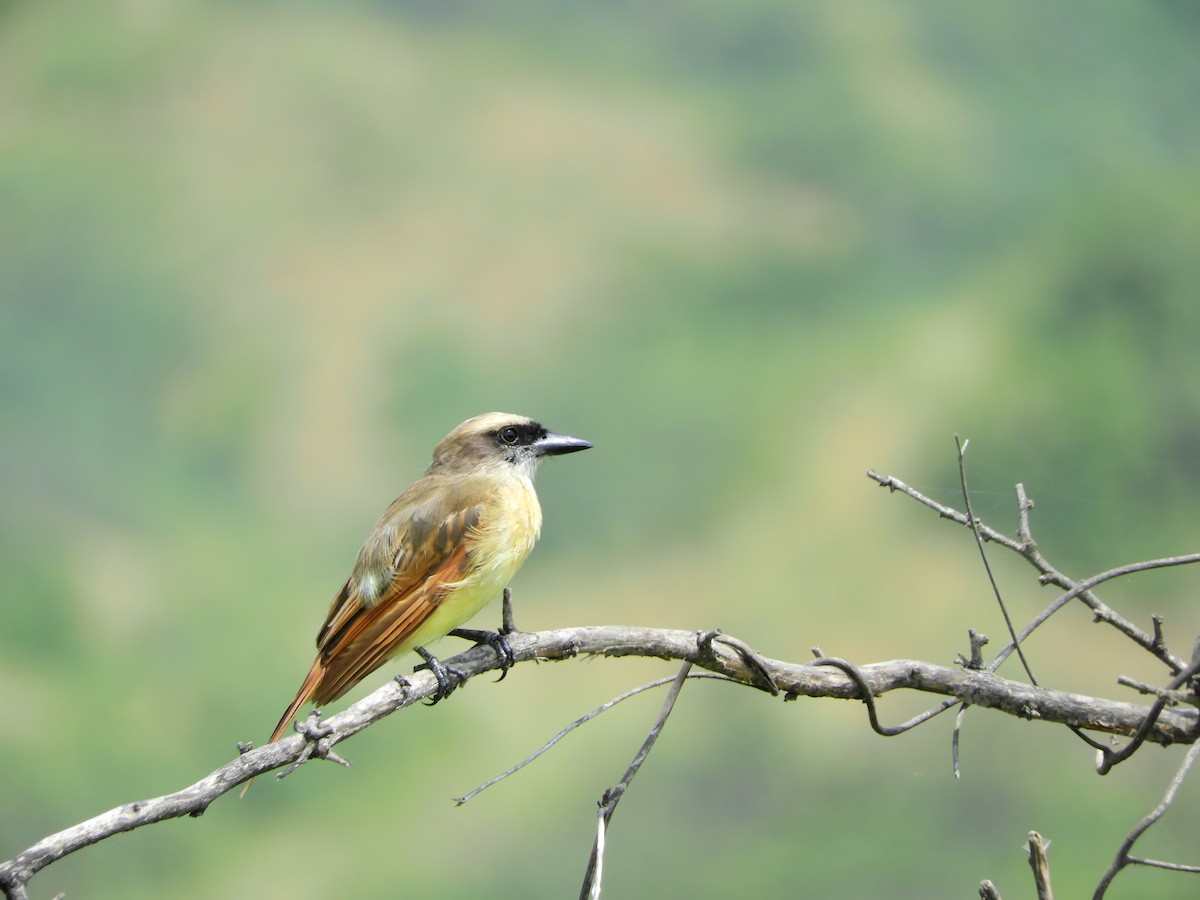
4 1 1200 897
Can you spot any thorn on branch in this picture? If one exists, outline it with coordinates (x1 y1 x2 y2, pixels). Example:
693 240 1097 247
865 469 899 492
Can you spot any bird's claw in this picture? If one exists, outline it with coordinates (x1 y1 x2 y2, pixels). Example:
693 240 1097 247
447 627 517 682
413 646 465 704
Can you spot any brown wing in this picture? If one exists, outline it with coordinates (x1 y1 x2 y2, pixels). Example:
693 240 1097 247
310 499 484 706
261 488 484 749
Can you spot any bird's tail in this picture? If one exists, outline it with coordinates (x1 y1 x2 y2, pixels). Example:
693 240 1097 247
239 659 326 798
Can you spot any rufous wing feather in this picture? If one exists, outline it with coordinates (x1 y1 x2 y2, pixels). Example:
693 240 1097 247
310 500 484 703
274 495 485 730
312 538 474 704
240 657 327 797
266 658 326 746
241 500 484 797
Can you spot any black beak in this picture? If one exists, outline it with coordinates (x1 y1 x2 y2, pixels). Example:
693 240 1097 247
535 431 593 456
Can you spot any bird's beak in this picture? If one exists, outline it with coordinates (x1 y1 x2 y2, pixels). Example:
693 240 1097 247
535 431 593 456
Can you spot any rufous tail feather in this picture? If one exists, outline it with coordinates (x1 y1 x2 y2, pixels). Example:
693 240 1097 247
239 660 326 798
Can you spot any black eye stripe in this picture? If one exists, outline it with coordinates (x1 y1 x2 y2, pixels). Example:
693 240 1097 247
493 422 545 447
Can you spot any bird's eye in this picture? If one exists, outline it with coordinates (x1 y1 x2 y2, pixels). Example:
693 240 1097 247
499 426 520 445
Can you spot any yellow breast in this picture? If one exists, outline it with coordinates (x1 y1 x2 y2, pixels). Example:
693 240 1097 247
467 470 543 589
405 472 542 650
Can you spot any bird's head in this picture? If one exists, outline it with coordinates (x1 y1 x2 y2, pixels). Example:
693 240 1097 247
429 412 592 478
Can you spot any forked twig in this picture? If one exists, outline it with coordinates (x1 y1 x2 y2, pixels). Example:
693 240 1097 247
991 556 1200 675
579 662 693 899
1094 645 1200 775
1094 740 1200 898
870 464 1200 769
867 470 1200 672
869 460 1200 896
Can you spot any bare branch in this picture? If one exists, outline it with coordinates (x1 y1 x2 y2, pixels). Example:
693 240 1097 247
1093 740 1200 898
867 470 1022 550
580 661 693 899
1094 648 1200 775
1117 676 1198 708
867 470 1200 672
994 555 1200 676
4 625 1199 897
1123 858 1200 874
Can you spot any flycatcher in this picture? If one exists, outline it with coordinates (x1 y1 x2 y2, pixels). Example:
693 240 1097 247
262 412 591 750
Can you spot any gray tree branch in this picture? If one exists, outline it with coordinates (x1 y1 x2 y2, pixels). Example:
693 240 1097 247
3 623 1198 899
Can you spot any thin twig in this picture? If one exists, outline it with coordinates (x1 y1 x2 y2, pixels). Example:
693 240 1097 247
868 471 1200 672
807 656 957 737
951 439 1033 777
979 481 1111 758
454 672 731 805
1117 676 1197 707
1093 740 1200 898
954 436 1036 684
1123 857 1200 874
1011 485 1194 673
588 810 607 900
873 465 1200 893
952 704 969 779
991 556 1200 675
1095 649 1200 775
579 662 693 899
867 470 1023 550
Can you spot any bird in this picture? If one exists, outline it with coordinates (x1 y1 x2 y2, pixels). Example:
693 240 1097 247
257 412 591 760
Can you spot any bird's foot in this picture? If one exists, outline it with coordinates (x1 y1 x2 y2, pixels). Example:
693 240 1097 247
447 627 516 682
413 646 466 704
